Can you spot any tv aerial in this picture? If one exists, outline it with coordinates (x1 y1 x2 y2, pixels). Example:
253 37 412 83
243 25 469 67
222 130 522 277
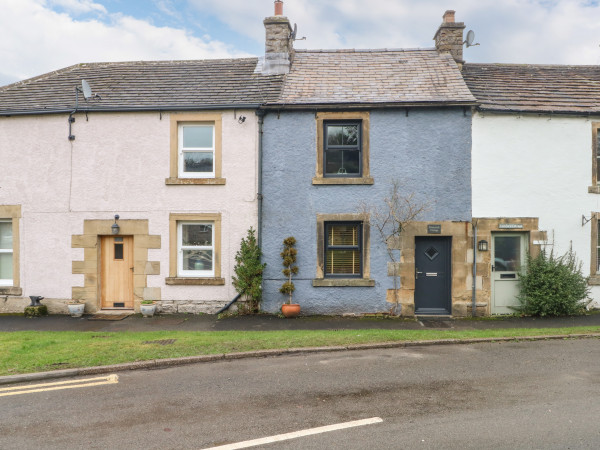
464 30 480 47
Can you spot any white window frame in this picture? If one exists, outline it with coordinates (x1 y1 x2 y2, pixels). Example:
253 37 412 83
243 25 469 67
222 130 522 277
0 219 13 286
178 123 215 179
177 221 215 277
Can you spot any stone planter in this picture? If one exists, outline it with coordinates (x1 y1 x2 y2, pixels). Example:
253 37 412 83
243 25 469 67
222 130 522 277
67 303 85 318
140 302 157 318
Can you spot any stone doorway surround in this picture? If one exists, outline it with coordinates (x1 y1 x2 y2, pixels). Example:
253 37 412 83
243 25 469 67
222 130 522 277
72 219 161 313
387 221 472 317
470 218 545 316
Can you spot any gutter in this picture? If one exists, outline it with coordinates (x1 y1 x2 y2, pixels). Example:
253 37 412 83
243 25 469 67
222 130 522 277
261 101 478 111
0 104 262 117
474 107 600 118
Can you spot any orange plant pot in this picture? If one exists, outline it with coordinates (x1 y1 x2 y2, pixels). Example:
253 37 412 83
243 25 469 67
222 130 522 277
281 303 301 318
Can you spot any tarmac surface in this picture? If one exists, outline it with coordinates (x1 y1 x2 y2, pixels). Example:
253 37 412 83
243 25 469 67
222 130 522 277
2 311 600 332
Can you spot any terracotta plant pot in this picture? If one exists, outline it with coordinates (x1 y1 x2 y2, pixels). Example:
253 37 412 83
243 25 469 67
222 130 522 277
281 303 301 318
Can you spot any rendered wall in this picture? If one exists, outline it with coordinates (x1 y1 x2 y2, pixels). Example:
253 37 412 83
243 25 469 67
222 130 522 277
0 110 257 313
261 108 472 314
472 112 600 307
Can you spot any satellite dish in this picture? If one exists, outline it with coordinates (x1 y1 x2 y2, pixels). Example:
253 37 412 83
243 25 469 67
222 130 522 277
291 23 297 40
81 79 92 100
465 30 480 47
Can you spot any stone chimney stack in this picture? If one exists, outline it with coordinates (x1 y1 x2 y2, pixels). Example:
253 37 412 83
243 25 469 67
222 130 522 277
262 1 293 75
433 10 465 66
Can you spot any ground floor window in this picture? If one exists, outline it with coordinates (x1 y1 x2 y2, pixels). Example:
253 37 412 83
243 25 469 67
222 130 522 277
177 221 214 277
0 219 13 285
168 213 222 284
325 222 362 277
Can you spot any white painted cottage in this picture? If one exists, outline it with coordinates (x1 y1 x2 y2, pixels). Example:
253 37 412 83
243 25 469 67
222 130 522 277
0 59 283 315
463 64 600 313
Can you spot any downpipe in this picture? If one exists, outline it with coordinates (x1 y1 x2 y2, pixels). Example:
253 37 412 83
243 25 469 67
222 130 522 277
472 221 477 317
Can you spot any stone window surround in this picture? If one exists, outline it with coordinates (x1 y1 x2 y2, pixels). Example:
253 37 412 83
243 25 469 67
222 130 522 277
589 212 600 285
313 112 374 185
166 213 225 286
165 112 226 185
72 219 161 313
313 213 374 287
588 122 600 194
0 205 22 296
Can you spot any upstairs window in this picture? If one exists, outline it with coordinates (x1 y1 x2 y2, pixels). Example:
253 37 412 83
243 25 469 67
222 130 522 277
324 121 361 177
179 124 215 178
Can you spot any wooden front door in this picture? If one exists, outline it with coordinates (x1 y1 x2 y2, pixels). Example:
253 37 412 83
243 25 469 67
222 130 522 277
101 236 133 309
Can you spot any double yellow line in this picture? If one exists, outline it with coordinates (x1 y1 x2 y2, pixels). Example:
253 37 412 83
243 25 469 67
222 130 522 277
0 375 119 397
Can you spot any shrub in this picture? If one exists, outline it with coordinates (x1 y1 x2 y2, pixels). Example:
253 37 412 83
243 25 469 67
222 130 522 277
279 237 298 304
232 227 266 314
516 248 591 316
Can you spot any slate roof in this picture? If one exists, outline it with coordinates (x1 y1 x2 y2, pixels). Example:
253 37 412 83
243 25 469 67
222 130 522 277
0 58 284 115
272 49 477 107
462 63 600 114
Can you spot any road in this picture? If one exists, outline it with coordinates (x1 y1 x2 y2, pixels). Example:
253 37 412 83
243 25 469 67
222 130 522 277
1 338 600 449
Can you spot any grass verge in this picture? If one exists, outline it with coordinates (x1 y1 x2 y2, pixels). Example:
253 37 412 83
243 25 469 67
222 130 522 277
1 326 599 376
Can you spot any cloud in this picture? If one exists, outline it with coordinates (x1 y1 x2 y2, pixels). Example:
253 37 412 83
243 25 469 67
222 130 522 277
188 0 600 64
0 0 247 85
48 0 107 15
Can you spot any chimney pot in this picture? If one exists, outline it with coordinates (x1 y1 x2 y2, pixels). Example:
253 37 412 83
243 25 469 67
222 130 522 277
274 0 283 16
443 10 455 23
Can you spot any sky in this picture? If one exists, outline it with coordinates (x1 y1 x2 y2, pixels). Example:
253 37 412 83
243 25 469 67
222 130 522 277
2 0 600 86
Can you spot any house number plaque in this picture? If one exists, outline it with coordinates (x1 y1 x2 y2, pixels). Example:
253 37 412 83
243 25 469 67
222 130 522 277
427 224 441 234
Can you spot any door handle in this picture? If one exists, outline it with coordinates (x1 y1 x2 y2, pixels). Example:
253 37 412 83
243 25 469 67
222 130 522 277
130 267 134 271
416 269 423 279
491 265 495 272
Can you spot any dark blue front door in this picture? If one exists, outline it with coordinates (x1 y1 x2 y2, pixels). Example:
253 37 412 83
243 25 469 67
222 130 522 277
414 236 451 315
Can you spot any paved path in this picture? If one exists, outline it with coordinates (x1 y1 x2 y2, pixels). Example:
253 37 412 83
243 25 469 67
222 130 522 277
2 311 600 332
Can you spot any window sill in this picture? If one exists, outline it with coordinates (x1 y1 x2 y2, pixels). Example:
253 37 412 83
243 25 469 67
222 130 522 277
0 287 22 296
165 177 226 185
312 177 374 185
166 277 225 286
588 276 600 286
312 278 375 287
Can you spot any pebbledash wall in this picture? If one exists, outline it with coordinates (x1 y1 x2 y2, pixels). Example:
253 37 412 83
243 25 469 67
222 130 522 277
472 112 600 308
261 108 473 315
0 110 258 314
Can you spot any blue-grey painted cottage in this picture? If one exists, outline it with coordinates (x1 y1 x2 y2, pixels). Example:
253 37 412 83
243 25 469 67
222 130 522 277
259 9 478 316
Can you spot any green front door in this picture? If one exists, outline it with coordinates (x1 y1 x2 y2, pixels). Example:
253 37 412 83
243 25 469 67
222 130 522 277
491 232 527 314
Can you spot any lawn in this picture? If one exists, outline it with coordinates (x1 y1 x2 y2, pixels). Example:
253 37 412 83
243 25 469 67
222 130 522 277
1 327 599 375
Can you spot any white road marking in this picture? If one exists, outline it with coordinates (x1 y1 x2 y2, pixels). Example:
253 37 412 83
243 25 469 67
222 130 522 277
202 417 383 450
0 375 118 397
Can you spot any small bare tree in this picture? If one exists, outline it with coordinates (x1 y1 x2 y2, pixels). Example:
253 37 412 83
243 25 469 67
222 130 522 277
358 180 430 315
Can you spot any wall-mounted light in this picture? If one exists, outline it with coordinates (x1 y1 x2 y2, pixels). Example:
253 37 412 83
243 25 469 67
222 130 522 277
478 240 488 252
238 115 246 124
111 214 120 235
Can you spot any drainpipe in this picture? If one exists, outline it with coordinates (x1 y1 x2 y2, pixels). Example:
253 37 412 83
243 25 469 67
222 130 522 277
256 110 265 250
472 221 477 317
217 110 266 315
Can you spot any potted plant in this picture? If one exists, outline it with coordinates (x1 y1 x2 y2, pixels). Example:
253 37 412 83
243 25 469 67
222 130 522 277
67 300 85 318
140 300 157 317
280 236 300 318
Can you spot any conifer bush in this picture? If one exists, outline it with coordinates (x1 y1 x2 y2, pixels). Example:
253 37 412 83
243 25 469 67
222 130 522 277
232 227 266 314
516 248 590 316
